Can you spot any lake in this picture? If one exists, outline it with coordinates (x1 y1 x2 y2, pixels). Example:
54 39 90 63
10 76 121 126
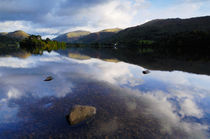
0 48 210 138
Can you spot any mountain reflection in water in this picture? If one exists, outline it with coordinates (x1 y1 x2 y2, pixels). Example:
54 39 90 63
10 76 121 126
0 51 210 138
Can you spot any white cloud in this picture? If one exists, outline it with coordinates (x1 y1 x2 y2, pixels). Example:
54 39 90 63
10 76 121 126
0 51 64 68
7 88 22 99
157 2 202 18
34 28 59 34
0 20 31 32
42 35 57 39
180 98 203 118
73 59 144 86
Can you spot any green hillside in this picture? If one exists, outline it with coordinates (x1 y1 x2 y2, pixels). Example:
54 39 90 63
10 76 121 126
53 31 90 43
76 28 122 43
108 16 210 45
100 28 122 33
0 30 29 40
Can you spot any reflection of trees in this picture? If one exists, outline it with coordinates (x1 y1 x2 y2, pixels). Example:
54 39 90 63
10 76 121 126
154 31 210 60
20 35 66 54
0 36 20 55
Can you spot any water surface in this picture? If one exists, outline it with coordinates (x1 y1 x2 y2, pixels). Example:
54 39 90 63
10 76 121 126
0 50 210 138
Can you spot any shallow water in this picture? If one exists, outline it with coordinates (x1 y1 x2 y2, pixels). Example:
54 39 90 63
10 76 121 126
0 50 210 138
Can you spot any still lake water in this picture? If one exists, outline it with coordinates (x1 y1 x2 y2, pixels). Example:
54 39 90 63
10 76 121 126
0 50 210 138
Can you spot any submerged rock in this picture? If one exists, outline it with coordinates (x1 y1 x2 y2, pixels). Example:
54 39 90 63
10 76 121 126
44 76 53 81
142 70 150 74
68 105 96 126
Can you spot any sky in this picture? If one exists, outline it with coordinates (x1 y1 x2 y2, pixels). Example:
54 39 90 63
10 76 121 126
0 0 210 38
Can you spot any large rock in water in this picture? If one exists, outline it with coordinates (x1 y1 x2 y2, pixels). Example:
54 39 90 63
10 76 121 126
68 105 96 126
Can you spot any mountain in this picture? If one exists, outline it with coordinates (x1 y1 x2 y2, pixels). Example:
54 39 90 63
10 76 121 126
107 16 210 45
76 28 122 43
0 32 8 36
100 28 122 33
53 30 91 43
0 30 29 40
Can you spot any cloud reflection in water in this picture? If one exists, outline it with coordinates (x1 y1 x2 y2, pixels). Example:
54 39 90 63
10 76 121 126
0 51 210 138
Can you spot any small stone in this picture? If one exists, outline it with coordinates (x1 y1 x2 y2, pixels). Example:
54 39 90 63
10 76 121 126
142 70 150 74
44 76 53 81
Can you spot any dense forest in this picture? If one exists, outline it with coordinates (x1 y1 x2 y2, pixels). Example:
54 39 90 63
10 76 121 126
20 35 66 54
105 30 210 60
154 31 210 60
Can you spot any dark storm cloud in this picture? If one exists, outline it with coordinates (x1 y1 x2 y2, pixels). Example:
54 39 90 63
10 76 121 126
0 0 55 20
0 0 111 27
56 0 110 16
